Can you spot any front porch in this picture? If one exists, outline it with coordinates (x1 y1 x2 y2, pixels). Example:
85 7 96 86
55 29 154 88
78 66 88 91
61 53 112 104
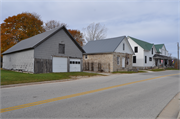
153 54 172 67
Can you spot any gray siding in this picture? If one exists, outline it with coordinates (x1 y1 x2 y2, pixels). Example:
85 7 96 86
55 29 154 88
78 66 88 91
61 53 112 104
34 29 83 59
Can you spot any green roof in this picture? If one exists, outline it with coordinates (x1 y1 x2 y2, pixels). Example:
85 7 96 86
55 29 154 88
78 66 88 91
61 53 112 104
154 44 164 53
128 36 153 51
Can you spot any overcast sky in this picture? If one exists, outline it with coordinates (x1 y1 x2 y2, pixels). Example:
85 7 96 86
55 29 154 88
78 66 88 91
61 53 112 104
1 0 179 57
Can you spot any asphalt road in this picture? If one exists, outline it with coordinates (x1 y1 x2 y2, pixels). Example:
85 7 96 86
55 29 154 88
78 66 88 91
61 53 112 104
1 70 179 119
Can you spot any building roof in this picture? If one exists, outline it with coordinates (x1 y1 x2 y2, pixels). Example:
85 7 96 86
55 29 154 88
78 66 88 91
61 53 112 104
83 36 126 54
2 26 85 55
154 44 164 53
128 36 153 51
153 54 171 59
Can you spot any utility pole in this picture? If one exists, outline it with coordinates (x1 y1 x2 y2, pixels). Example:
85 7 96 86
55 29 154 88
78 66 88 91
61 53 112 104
178 42 179 69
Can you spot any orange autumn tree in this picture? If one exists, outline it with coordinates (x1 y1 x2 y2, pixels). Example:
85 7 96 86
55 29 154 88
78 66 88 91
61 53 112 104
68 29 84 46
1 12 45 54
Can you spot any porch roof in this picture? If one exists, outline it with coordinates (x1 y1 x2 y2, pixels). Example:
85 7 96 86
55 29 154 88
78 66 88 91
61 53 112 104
153 54 171 60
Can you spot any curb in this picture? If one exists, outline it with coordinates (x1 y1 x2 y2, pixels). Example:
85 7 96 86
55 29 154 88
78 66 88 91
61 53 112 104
1 79 76 88
0 77 92 88
1 75 105 88
177 111 180 119
156 92 180 119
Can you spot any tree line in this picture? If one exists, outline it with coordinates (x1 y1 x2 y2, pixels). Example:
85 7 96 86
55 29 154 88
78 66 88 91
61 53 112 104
1 12 107 55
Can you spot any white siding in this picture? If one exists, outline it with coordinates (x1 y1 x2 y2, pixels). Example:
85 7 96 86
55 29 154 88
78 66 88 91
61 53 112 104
128 37 144 67
160 45 168 56
166 51 169 56
3 49 34 73
144 45 156 67
115 38 133 54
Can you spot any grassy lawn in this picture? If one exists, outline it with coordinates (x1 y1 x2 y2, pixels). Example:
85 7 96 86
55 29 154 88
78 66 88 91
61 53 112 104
1 69 101 85
165 68 179 70
112 70 146 74
150 69 165 71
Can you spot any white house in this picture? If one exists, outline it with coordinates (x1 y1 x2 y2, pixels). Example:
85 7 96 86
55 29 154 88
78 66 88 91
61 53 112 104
127 36 171 68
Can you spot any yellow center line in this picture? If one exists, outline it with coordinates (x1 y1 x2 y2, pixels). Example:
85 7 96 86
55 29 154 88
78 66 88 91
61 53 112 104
1 73 179 113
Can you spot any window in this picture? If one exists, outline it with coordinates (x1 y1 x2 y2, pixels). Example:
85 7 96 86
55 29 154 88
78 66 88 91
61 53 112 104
133 56 136 63
117 57 120 65
85 55 88 59
134 47 138 53
152 48 153 54
70 61 81 64
59 44 65 54
145 56 147 63
123 43 125 51
149 57 152 61
127 58 129 65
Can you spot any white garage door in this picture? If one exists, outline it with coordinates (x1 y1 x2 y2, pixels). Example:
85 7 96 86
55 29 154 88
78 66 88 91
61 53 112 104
70 59 81 72
53 57 67 72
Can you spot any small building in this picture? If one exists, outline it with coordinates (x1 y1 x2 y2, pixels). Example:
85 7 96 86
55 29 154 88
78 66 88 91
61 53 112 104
2 26 85 73
127 36 171 69
83 36 134 72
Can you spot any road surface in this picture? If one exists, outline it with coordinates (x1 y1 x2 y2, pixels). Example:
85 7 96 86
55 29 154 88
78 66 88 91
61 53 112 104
1 70 179 118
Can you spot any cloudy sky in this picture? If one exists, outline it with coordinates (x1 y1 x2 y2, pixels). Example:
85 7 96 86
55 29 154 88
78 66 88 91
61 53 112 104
1 0 179 57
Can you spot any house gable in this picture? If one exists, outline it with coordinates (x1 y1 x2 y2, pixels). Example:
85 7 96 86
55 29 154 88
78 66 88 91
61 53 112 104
114 37 134 54
34 28 83 59
154 44 168 56
154 44 164 53
127 36 145 67
160 45 168 56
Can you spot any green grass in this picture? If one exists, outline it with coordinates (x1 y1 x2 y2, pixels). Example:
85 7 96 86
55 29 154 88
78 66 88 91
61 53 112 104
1 69 101 85
150 69 165 71
165 68 179 70
112 70 146 74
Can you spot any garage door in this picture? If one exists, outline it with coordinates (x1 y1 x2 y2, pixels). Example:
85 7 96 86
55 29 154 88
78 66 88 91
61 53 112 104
70 59 81 72
53 57 67 72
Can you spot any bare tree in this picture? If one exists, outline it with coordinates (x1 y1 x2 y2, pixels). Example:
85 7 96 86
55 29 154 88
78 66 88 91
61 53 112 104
44 20 68 31
83 22 107 42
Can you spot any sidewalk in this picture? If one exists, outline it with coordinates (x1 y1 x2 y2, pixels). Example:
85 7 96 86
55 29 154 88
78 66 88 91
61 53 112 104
156 92 180 119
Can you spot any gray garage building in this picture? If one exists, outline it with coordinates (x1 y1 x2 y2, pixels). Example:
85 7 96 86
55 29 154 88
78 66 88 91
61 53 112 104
2 26 85 73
